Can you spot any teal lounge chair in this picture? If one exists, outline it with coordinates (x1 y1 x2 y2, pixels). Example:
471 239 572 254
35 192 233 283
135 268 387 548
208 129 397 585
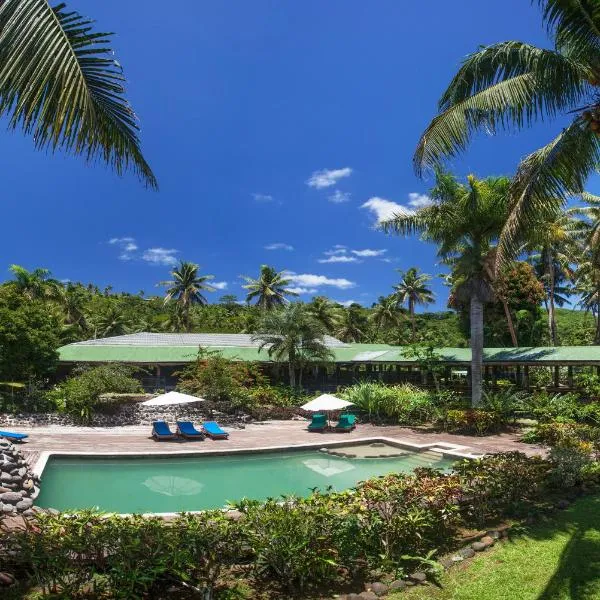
308 413 327 432
0 430 28 443
176 421 205 440
202 421 229 439
151 421 177 441
334 414 356 432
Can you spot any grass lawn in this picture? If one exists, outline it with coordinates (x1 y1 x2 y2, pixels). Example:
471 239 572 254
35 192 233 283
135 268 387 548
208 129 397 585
392 495 600 600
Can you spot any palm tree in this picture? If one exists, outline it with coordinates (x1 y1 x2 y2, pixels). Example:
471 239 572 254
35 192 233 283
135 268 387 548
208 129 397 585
242 265 298 309
252 304 333 388
9 265 60 300
0 1 155 187
307 296 338 332
414 1 600 262
160 261 215 332
382 172 511 406
86 304 130 338
393 268 434 340
369 296 402 334
333 304 366 343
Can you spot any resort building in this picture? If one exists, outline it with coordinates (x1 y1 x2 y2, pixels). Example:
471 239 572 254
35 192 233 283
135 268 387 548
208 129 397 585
57 332 600 392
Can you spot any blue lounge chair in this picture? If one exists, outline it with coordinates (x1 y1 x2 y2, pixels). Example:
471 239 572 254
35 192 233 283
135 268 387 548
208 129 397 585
308 413 327 432
202 421 229 439
176 421 205 440
334 414 356 432
151 421 177 441
0 430 28 443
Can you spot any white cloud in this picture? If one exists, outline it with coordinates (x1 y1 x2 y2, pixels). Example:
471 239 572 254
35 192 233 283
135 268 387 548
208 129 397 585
109 236 139 261
328 190 351 203
351 249 387 257
287 286 318 295
265 243 294 251
361 197 412 223
212 281 228 290
318 255 360 264
306 167 352 189
286 273 355 289
323 245 347 256
109 236 135 245
408 192 432 208
252 193 274 202
335 299 360 307
141 248 179 266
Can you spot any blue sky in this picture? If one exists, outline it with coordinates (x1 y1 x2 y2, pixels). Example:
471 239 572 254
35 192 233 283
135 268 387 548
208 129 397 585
2 0 598 310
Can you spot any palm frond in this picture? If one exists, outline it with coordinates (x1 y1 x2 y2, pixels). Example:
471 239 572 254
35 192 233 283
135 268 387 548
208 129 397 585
415 42 590 174
0 1 156 188
498 118 600 265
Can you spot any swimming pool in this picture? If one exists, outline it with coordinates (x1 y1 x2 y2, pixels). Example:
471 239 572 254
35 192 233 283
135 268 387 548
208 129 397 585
36 447 455 513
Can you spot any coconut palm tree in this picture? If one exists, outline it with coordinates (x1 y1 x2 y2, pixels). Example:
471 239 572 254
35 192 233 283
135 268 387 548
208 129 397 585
0 1 155 187
369 296 402 334
8 265 60 300
393 268 434 340
242 265 298 310
333 304 367 343
414 1 600 262
252 303 333 388
382 172 511 406
307 296 338 332
160 262 215 332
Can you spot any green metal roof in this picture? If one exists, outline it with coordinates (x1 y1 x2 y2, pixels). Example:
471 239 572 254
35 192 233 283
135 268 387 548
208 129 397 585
57 340 600 366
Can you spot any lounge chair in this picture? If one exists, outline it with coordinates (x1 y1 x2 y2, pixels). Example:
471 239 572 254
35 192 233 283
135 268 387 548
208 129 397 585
334 414 356 432
0 430 28 443
308 413 327 432
151 421 177 441
176 421 205 440
202 421 229 440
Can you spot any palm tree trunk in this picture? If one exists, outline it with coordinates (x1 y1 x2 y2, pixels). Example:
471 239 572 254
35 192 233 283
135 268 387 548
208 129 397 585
288 362 296 388
409 298 416 342
470 296 484 407
546 249 557 346
501 298 518 347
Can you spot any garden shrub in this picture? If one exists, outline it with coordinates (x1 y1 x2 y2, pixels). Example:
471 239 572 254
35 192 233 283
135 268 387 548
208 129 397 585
522 391 582 423
574 372 600 399
46 365 143 423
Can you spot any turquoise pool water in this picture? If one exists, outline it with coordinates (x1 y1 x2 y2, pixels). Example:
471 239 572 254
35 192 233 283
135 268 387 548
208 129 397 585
36 448 455 513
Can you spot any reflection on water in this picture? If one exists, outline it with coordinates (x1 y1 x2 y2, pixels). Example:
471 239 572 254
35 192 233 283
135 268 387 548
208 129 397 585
302 458 355 477
142 476 204 497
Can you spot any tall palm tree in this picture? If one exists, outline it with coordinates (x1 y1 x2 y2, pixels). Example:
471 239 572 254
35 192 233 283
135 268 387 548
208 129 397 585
333 304 366 343
160 261 215 332
393 268 434 340
86 304 130 339
369 296 402 334
242 265 298 310
382 172 511 406
9 265 60 300
414 1 600 262
252 303 333 388
0 1 155 187
307 296 338 332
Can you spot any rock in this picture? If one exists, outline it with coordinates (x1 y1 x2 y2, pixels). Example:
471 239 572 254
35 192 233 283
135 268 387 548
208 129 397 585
0 572 15 586
0 492 22 505
487 530 501 540
359 593 378 600
480 535 495 548
457 547 475 559
21 479 34 491
439 557 455 569
472 541 487 552
409 571 427 584
0 515 27 532
557 499 570 510
1 503 15 514
224 510 245 521
0 486 11 494
389 579 407 591
0 473 11 483
15 498 33 511
369 582 388 596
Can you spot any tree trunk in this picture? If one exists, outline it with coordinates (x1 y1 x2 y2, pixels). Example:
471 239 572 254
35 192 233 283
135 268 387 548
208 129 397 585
470 296 484 407
501 298 518 347
409 299 416 342
546 248 557 346
288 362 296 388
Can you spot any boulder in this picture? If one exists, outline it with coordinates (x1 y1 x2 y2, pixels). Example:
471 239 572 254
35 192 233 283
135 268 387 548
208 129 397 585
457 547 475 559
0 492 23 505
15 498 33 511
0 572 15 586
389 579 407 591
409 571 427 584
369 582 388 596
472 541 487 552
480 535 495 548
359 593 378 600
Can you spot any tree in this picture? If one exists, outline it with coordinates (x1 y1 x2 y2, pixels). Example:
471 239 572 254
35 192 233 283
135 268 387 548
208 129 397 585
334 304 367 343
414 1 600 262
393 268 434 340
382 172 511 406
0 1 156 187
252 304 333 388
242 265 298 310
307 296 338 332
160 262 215 332
369 296 402 333
8 265 59 300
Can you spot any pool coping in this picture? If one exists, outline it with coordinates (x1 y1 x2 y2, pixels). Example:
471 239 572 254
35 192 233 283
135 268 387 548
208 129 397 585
33 436 484 517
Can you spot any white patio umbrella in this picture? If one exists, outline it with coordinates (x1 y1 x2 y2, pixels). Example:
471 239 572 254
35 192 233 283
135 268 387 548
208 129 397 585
301 394 354 428
141 391 206 407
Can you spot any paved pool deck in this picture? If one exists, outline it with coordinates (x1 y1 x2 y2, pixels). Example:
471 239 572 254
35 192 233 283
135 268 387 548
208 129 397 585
10 420 545 469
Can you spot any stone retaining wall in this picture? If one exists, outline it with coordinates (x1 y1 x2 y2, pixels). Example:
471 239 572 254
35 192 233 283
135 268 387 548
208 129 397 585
0 439 39 516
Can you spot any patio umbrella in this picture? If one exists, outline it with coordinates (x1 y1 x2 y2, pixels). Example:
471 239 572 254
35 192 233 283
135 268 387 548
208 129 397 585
301 394 354 428
141 391 206 407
